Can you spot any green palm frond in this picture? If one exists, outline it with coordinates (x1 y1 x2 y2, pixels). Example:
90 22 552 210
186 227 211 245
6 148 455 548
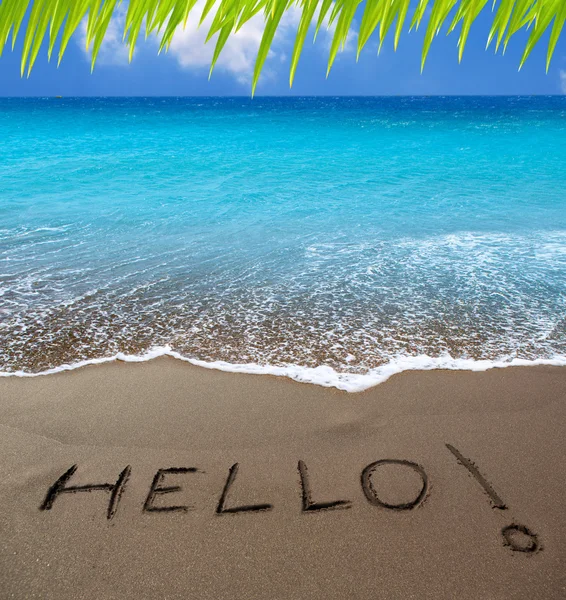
0 0 564 94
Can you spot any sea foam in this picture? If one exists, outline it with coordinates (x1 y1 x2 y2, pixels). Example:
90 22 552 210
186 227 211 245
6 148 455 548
2 348 565 393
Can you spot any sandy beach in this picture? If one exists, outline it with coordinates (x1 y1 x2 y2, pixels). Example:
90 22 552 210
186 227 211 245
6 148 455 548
0 359 564 599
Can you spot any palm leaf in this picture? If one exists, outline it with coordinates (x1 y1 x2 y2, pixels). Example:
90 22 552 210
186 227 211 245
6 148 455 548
0 0 563 90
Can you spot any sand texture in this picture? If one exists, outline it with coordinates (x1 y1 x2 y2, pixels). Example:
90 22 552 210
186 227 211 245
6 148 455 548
1 359 565 599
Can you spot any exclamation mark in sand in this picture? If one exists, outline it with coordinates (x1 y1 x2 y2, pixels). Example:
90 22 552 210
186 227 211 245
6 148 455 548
445 444 540 553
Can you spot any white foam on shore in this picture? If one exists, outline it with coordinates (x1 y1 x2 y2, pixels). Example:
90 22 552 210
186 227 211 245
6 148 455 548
1 347 566 392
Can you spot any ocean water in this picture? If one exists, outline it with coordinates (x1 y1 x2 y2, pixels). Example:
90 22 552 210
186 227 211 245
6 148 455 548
1 96 565 390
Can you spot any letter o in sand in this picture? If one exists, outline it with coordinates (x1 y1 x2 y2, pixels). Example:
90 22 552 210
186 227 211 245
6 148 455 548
501 524 539 553
361 459 428 510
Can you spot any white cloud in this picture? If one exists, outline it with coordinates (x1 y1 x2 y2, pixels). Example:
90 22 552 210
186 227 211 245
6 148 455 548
168 1 301 85
79 5 130 67
168 3 356 85
77 2 356 86
560 70 566 94
318 10 358 54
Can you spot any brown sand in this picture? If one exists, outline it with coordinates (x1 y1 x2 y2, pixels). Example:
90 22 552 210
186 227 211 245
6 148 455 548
0 358 565 599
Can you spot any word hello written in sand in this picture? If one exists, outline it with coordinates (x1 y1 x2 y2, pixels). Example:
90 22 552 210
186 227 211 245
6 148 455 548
40 443 539 554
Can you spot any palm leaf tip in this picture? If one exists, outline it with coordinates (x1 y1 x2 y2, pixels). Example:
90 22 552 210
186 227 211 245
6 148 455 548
0 0 563 90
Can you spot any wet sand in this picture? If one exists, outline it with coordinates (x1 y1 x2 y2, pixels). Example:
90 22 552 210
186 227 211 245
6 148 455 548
0 358 565 599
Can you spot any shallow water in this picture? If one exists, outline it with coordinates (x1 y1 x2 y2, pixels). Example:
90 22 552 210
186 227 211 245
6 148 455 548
1 97 565 389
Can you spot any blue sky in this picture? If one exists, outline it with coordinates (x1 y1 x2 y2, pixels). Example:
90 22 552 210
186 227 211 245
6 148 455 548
1 3 565 96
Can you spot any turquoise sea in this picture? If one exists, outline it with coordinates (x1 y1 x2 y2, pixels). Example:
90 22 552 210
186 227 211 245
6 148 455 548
1 97 565 390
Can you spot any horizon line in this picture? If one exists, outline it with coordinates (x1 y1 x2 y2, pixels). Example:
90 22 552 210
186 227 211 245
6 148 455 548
1 94 565 99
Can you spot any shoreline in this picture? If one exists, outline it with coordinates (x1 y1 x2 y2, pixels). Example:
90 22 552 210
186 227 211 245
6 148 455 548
1 359 565 598
2 347 566 392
